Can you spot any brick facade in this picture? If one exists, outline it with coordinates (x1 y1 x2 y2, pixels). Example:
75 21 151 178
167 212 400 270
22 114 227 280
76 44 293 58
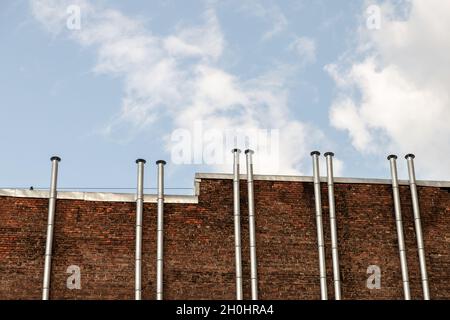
0 178 449 300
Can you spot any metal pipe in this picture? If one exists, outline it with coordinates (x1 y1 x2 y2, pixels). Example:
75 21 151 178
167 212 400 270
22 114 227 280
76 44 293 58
156 160 166 300
42 156 61 300
245 149 258 300
232 149 243 300
388 155 411 300
405 154 430 300
324 152 342 300
135 159 146 300
311 151 328 300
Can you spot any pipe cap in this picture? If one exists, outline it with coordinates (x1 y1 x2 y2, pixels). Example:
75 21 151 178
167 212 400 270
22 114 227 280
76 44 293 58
387 155 398 160
231 148 241 154
50 156 61 162
405 154 416 160
136 159 146 164
245 149 255 155
156 160 167 165
324 152 334 157
310 151 320 156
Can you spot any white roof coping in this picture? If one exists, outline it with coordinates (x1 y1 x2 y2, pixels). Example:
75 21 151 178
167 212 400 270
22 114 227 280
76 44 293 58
1 173 448 203
195 173 450 188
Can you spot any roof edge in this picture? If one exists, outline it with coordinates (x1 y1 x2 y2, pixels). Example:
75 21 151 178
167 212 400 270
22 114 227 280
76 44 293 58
195 173 450 188
0 189 198 204
1 173 448 202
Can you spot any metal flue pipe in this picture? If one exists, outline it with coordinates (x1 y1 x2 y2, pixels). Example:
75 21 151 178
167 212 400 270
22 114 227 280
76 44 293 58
42 156 61 300
324 152 342 300
245 149 259 300
388 155 411 300
232 149 243 300
156 160 166 300
311 151 328 300
135 159 146 300
405 154 430 300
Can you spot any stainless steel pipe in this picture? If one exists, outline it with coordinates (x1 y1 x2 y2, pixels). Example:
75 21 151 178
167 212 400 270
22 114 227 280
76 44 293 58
245 149 258 300
232 149 243 300
135 159 146 300
324 152 342 300
156 160 166 300
42 156 61 300
311 151 328 300
388 155 411 300
405 154 430 300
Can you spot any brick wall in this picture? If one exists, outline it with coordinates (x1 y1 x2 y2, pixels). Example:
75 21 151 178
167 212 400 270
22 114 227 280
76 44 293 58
0 179 449 300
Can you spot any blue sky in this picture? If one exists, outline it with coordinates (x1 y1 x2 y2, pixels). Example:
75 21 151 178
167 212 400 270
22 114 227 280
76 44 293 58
1 0 449 193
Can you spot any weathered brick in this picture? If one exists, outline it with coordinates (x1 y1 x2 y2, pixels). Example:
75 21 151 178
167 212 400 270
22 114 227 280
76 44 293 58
0 179 448 300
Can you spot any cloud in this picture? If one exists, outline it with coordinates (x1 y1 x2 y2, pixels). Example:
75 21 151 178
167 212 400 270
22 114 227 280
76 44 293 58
163 9 224 61
327 0 450 180
261 8 288 40
30 0 321 175
236 0 288 40
289 36 316 65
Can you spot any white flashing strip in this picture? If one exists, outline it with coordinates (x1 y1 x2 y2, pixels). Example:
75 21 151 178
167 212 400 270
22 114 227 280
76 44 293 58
0 189 198 204
1 173 448 203
195 173 450 188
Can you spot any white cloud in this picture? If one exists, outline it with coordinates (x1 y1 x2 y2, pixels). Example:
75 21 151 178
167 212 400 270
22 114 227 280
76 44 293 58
30 0 321 175
289 36 316 65
163 9 224 61
327 0 450 180
236 0 288 40
262 8 288 40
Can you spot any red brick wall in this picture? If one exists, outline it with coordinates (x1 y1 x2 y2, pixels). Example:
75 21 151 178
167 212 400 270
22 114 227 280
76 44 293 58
0 179 449 300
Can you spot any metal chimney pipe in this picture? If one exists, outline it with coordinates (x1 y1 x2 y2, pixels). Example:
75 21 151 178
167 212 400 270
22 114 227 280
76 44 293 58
135 159 146 300
42 156 61 300
324 152 342 300
232 149 243 300
405 154 430 300
388 155 411 300
156 160 166 301
311 151 328 300
245 149 258 300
